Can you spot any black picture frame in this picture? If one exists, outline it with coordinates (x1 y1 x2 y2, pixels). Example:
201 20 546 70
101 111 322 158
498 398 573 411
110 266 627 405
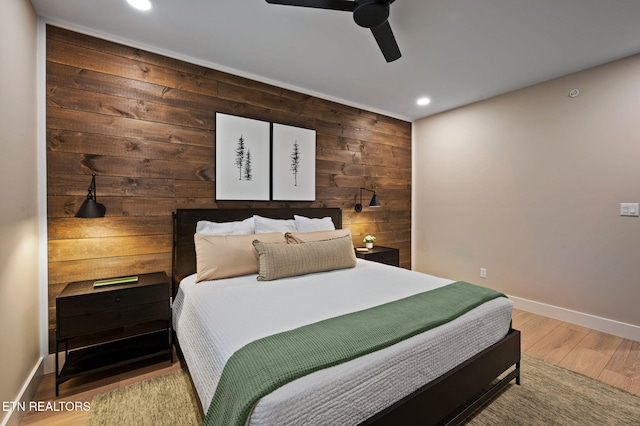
215 113 271 201
271 123 316 201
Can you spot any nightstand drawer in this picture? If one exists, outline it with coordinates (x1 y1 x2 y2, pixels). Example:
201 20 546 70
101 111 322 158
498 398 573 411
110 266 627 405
364 251 399 265
57 301 169 338
355 246 400 267
57 284 168 318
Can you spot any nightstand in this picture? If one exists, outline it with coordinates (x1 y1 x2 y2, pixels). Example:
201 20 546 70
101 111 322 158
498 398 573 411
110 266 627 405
355 246 400 267
55 272 173 396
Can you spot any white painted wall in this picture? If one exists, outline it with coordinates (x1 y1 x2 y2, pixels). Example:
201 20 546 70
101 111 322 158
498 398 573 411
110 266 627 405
413 54 640 340
0 0 41 424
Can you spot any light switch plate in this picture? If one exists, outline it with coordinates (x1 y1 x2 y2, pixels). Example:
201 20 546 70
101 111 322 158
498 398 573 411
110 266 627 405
620 203 639 217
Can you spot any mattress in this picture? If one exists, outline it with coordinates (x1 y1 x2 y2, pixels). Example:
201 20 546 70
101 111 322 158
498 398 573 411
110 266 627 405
173 259 513 425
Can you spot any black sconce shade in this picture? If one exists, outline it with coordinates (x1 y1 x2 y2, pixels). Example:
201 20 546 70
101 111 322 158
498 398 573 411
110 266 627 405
75 173 106 218
355 187 381 212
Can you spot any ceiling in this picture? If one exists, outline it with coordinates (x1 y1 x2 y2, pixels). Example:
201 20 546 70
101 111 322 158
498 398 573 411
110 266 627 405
31 0 640 121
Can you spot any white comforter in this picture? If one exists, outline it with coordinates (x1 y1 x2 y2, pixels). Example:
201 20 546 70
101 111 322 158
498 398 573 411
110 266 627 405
173 259 513 425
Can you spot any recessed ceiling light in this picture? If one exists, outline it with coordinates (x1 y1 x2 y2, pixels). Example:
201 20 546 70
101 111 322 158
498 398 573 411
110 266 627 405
127 0 152 11
417 97 431 106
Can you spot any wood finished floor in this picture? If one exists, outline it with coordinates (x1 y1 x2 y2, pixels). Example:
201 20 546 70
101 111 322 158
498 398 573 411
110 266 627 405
19 309 640 425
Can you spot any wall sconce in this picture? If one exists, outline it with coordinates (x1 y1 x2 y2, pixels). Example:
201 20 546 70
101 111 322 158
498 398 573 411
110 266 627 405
75 173 106 218
355 187 381 212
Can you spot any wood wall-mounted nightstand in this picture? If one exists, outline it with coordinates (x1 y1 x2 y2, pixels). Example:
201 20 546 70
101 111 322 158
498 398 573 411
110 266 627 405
355 246 400 267
55 272 173 396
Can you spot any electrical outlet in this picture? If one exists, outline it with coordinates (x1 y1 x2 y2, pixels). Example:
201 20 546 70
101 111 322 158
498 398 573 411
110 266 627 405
480 268 487 279
620 203 639 217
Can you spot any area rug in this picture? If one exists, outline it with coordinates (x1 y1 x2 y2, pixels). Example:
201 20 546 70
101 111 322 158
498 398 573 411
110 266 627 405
463 354 640 425
87 370 202 426
87 353 640 425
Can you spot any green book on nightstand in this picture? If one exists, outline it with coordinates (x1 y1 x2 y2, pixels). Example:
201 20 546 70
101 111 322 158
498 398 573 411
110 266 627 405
93 276 139 288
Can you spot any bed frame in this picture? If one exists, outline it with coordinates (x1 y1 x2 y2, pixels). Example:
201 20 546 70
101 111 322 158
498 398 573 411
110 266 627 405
172 208 520 426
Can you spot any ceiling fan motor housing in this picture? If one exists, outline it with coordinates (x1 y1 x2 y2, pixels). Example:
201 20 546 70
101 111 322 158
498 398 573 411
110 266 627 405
353 0 391 28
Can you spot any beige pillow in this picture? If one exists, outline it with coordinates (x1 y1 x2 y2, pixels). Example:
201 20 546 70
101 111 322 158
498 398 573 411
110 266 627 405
253 235 357 281
285 229 351 243
195 232 286 282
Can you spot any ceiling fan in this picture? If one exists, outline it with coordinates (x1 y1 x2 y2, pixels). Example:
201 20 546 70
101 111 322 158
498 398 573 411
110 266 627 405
265 0 402 62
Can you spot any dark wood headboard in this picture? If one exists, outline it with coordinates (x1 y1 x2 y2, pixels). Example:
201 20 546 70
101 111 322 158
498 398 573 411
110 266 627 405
172 208 343 293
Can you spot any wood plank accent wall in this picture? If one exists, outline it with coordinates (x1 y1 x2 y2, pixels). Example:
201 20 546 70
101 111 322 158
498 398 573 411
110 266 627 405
46 26 412 352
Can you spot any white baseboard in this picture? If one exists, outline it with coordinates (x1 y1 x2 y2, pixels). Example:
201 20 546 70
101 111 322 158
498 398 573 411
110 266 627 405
42 353 61 375
1 358 44 426
510 295 640 342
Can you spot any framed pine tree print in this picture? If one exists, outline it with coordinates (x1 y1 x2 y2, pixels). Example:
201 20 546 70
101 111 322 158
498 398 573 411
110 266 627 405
215 113 270 201
272 123 316 201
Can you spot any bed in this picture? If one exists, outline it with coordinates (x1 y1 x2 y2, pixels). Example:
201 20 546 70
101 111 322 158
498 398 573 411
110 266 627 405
172 208 520 425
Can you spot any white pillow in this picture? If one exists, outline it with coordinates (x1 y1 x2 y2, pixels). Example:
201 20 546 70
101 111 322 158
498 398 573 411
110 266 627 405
253 215 298 233
293 215 336 232
196 217 255 235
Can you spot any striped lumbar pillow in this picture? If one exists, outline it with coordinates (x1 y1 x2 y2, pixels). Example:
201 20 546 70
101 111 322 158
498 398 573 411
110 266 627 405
253 235 356 281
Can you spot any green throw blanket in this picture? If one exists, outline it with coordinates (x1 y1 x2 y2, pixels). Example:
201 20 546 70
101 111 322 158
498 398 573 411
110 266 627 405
204 281 505 426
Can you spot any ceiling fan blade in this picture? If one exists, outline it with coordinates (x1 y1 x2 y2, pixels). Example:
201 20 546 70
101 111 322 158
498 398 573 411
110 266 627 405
370 21 401 62
265 0 354 12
